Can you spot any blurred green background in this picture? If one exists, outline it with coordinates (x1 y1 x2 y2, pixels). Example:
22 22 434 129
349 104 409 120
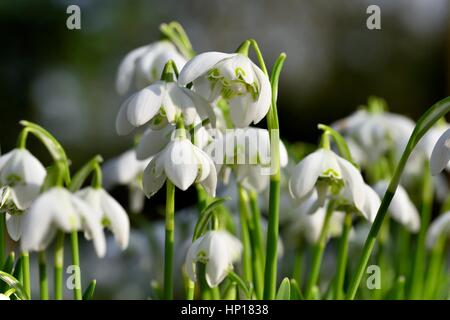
1 0 449 299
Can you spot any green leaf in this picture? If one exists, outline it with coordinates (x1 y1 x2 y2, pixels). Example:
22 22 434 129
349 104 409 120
192 197 229 240
275 277 291 300
0 271 29 300
82 279 96 300
20 120 71 185
0 252 15 292
227 271 251 299
289 279 304 300
12 256 23 283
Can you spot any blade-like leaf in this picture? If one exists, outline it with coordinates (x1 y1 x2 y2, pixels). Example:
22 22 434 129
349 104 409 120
192 197 229 240
289 279 304 300
82 279 96 300
0 271 29 300
275 277 290 300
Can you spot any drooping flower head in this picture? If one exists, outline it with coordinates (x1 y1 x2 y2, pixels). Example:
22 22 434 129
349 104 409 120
185 230 242 287
178 52 272 127
116 40 187 95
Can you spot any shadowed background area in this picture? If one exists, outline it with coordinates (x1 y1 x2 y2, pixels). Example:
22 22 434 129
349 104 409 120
0 0 449 298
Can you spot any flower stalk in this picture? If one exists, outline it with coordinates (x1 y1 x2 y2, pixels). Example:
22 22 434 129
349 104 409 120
164 180 175 299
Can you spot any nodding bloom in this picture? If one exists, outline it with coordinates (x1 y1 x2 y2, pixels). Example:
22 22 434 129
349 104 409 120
373 181 420 233
430 128 450 175
142 136 217 197
207 127 288 192
76 187 130 250
116 40 187 95
288 148 366 214
332 106 414 166
178 52 272 127
102 149 151 213
0 148 46 210
21 187 106 257
185 230 242 287
426 211 450 249
115 80 216 136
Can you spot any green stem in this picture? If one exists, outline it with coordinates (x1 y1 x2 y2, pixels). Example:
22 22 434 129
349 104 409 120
164 180 175 300
186 280 195 300
54 233 65 300
247 190 264 299
424 235 446 299
396 226 410 278
409 162 433 299
38 251 48 300
21 251 30 299
0 213 5 267
237 185 252 284
304 201 335 299
334 211 352 299
70 231 82 300
292 244 304 287
249 191 265 266
262 52 286 300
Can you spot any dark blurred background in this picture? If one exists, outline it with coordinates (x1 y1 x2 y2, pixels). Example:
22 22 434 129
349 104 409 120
1 0 449 299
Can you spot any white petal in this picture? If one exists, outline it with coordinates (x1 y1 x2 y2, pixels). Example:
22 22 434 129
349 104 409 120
99 189 130 250
5 213 22 241
116 45 149 95
178 52 233 86
200 158 217 197
279 141 288 168
126 83 164 127
289 149 325 200
102 150 149 189
142 157 166 198
164 139 198 190
182 88 217 127
337 156 366 212
430 128 450 175
229 94 257 128
116 97 136 136
136 125 174 160
361 184 380 223
251 62 272 124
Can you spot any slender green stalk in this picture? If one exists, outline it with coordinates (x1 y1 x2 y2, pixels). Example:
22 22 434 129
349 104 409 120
292 244 304 287
186 280 195 300
70 231 82 300
38 251 48 300
262 52 286 300
54 232 64 300
304 201 335 299
393 276 405 300
345 96 450 299
409 162 433 299
164 181 175 299
21 251 30 299
396 226 410 277
237 185 252 284
334 211 352 299
0 213 5 267
424 235 446 299
249 191 265 266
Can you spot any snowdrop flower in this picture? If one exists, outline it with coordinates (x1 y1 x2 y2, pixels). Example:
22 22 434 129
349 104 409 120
426 211 450 249
21 187 106 257
373 181 420 232
76 187 130 250
102 150 150 213
339 183 380 223
178 52 271 127
0 148 46 210
289 148 366 213
430 128 450 175
116 80 216 136
116 40 187 95
332 107 414 165
185 230 242 287
142 136 217 197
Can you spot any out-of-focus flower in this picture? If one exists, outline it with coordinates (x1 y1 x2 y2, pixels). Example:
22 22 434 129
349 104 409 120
426 211 450 249
430 128 450 175
116 40 187 95
21 187 106 257
373 180 420 233
178 52 271 127
76 187 130 250
185 230 242 287
115 81 215 136
142 136 217 197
